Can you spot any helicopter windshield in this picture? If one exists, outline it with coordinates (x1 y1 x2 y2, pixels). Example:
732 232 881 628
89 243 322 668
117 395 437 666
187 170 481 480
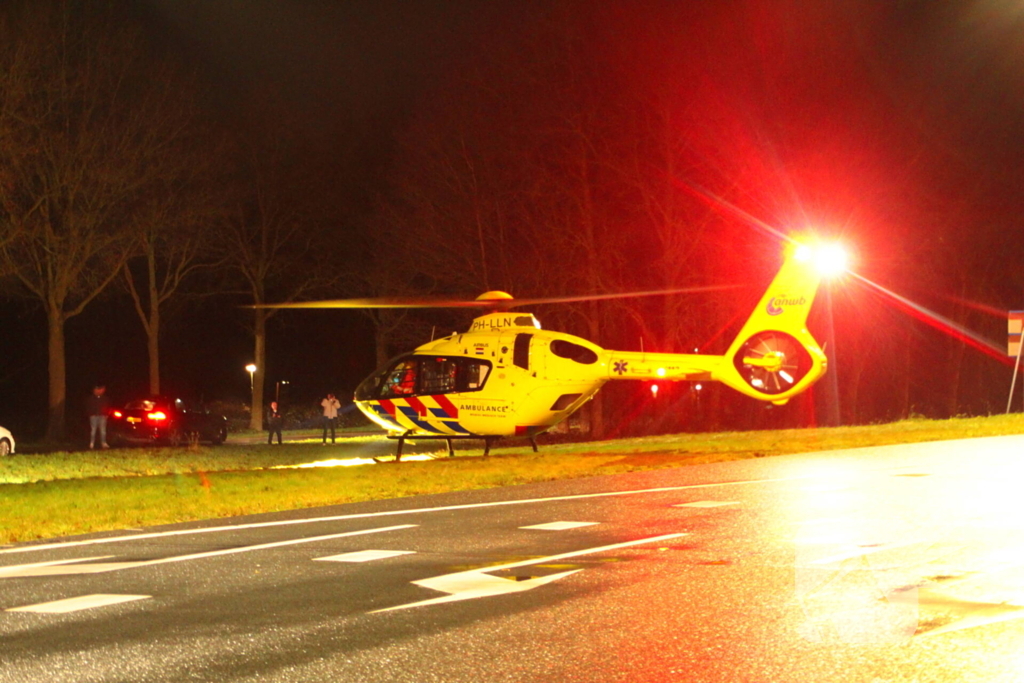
384 359 418 396
355 355 492 400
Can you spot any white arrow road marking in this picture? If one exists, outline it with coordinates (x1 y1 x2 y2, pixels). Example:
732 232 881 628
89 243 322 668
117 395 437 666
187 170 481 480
0 525 417 578
315 549 416 563
382 570 583 611
914 589 1024 639
7 594 151 614
374 531 688 612
520 521 598 530
916 606 1024 639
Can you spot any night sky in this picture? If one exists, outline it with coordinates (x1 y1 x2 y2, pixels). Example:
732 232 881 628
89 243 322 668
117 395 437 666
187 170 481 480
2 0 1024 440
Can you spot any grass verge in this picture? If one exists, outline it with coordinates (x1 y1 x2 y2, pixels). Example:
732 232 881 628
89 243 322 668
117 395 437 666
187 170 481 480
2 414 1023 545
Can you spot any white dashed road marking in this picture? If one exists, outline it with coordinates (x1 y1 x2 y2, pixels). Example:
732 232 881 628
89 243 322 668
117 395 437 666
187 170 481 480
0 525 417 578
520 521 598 531
0 555 117 573
7 594 151 614
315 550 416 563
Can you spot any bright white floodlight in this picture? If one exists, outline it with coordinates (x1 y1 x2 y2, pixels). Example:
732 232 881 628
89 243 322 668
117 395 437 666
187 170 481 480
813 244 849 276
794 242 848 277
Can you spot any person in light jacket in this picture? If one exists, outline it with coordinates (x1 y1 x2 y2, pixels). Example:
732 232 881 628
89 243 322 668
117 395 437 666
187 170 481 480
321 393 340 444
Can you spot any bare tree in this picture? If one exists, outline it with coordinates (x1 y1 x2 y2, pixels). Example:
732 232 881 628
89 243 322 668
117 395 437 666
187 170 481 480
220 139 335 431
366 5 631 436
0 2 207 440
123 137 226 396
347 218 433 369
354 84 524 365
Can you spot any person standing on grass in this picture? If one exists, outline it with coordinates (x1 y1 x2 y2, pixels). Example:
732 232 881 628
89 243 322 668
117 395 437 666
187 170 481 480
321 392 340 444
266 400 283 445
86 385 111 449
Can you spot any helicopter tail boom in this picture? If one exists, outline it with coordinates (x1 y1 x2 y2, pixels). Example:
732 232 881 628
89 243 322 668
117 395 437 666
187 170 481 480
604 242 830 404
605 351 724 382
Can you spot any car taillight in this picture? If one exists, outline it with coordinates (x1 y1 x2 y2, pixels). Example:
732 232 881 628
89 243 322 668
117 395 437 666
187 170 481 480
147 411 167 421
112 410 123 419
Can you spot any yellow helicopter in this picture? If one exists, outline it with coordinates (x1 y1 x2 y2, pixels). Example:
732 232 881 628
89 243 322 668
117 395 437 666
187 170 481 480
269 241 845 459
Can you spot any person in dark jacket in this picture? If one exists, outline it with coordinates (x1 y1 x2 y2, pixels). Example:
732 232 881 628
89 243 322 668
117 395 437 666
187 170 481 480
86 385 111 449
266 401 283 445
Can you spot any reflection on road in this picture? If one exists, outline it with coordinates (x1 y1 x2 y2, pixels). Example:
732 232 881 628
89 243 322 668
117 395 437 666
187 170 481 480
791 456 1024 643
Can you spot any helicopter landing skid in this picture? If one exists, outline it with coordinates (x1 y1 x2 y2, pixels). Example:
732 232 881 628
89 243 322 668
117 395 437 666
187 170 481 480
380 433 539 462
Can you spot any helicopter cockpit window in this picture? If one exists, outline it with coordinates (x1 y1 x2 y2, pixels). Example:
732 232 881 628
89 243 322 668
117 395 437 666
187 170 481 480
419 357 493 394
463 360 490 390
381 359 418 397
550 339 599 365
363 356 493 399
421 357 458 394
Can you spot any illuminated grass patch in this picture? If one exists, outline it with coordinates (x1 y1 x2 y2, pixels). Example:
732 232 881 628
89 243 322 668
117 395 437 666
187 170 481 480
2 415 1023 544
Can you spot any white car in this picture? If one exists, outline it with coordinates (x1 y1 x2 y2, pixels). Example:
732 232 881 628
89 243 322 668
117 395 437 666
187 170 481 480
0 425 14 456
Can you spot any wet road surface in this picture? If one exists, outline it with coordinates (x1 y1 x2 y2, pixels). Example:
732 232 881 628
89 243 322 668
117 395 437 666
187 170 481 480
3 434 1024 681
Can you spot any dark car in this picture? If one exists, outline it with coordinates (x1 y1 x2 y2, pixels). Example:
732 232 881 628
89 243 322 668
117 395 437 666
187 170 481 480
108 397 228 446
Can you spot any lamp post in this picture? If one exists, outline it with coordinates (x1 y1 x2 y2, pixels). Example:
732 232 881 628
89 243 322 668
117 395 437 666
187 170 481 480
822 284 840 427
245 363 257 398
804 241 848 427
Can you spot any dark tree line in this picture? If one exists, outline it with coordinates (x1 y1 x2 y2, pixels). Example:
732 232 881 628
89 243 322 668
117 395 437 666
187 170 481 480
1 0 1022 441
0 1 342 439
354 2 1024 434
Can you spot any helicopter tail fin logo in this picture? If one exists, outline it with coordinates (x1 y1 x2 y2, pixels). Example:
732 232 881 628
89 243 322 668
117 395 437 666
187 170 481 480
714 244 830 403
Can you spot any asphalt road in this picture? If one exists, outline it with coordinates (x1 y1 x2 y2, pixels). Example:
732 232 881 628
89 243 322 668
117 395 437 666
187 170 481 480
4 435 1024 682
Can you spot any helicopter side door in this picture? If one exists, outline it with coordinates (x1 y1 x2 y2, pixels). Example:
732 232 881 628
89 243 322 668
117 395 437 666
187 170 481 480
515 333 607 431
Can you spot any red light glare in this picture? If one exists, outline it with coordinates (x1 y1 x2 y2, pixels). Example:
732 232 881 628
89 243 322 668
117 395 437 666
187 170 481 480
147 411 167 421
112 410 123 418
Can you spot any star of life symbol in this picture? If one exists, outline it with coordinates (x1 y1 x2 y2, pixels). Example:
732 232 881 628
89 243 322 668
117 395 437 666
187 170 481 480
613 361 629 375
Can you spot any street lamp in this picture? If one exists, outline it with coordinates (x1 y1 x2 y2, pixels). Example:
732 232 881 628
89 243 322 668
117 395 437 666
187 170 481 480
797 241 849 426
245 364 257 393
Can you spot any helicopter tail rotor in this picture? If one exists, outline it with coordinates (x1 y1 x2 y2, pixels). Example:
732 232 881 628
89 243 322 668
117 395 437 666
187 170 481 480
714 242 834 403
727 330 818 398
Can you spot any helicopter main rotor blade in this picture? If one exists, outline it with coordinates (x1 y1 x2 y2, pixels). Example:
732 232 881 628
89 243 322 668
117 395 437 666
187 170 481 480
251 284 741 310
508 284 741 307
250 297 495 309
